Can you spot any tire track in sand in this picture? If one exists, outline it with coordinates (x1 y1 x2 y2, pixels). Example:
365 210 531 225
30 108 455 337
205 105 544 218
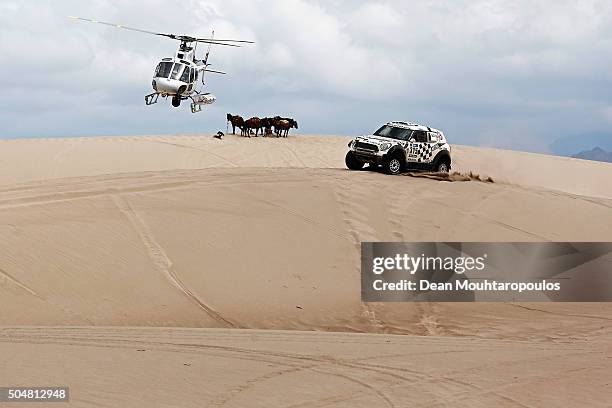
0 268 94 324
0 267 39 297
333 175 387 332
111 194 236 328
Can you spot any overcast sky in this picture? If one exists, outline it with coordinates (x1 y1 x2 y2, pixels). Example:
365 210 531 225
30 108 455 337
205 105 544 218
2 0 612 153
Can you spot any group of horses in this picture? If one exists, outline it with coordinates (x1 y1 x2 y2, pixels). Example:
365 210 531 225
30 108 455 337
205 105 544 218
226 114 298 138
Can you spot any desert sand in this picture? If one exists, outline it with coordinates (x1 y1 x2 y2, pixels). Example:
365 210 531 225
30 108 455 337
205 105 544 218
0 134 611 407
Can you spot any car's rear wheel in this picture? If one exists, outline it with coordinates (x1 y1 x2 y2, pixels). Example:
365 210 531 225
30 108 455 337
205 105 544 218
345 151 364 170
384 156 403 175
435 159 450 173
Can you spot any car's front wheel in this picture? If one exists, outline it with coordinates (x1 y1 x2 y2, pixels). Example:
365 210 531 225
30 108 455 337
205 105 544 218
384 156 403 175
345 151 365 170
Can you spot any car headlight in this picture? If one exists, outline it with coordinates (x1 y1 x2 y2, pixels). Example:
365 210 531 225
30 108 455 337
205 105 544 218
379 143 391 151
348 140 355 148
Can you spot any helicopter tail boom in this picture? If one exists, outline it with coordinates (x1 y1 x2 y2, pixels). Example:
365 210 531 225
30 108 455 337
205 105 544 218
203 68 227 75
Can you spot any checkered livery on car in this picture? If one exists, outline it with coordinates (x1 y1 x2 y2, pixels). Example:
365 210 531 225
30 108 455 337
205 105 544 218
345 121 451 173
410 142 437 162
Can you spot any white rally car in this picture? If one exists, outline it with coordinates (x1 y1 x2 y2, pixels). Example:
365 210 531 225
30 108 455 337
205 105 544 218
345 121 452 175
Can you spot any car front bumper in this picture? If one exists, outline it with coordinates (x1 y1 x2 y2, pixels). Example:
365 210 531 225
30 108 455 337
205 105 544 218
351 148 387 163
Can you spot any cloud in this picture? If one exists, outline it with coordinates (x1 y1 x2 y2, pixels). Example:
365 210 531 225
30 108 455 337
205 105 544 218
1 0 612 153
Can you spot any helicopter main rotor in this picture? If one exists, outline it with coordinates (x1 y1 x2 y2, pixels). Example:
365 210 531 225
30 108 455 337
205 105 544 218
68 16 254 47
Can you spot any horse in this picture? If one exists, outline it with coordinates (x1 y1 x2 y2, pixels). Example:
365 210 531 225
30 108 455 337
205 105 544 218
243 117 263 137
226 113 245 135
272 116 299 137
288 119 298 136
261 117 274 136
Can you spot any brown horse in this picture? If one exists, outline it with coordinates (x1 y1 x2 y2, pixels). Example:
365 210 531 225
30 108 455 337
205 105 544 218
226 113 245 135
273 116 298 137
243 117 263 137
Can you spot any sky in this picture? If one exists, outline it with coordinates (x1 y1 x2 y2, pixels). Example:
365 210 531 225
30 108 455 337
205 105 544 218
2 0 612 153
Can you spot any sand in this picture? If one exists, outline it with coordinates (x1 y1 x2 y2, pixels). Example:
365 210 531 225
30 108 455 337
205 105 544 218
0 134 611 407
1 134 611 199
2 327 610 407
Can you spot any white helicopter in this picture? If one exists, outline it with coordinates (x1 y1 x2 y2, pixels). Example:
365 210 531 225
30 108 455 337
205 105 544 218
69 16 254 113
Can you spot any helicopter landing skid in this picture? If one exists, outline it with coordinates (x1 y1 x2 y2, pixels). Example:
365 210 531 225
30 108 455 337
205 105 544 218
190 103 202 113
144 93 159 106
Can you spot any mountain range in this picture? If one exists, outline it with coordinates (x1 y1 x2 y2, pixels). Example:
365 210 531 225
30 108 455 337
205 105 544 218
571 147 612 163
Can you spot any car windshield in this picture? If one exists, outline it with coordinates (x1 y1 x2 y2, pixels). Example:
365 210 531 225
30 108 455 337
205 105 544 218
373 125 413 141
155 61 173 78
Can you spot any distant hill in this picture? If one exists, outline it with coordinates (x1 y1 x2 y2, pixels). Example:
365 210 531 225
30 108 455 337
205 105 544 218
551 132 612 156
571 147 612 163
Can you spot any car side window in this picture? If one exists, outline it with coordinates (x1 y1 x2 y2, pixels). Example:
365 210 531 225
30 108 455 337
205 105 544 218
412 131 428 143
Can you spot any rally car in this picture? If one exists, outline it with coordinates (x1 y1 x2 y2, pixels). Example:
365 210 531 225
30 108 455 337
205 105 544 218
345 121 452 175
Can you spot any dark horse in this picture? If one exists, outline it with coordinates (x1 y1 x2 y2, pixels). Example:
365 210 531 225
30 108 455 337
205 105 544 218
243 117 264 137
226 113 245 135
272 116 299 137
261 117 274 136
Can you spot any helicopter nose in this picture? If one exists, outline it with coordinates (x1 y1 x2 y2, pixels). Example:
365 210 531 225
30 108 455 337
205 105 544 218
153 78 180 94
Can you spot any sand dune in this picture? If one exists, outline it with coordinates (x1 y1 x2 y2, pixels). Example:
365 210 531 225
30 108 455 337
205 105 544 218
1 134 611 406
2 165 612 334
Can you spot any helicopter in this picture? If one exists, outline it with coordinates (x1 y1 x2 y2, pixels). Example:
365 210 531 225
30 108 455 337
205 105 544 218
69 16 254 113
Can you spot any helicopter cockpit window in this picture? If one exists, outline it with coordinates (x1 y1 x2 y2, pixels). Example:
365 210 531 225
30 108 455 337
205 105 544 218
155 62 173 78
180 66 191 83
170 63 185 80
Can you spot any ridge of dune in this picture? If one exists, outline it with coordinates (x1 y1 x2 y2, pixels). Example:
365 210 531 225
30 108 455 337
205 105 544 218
1 134 611 200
